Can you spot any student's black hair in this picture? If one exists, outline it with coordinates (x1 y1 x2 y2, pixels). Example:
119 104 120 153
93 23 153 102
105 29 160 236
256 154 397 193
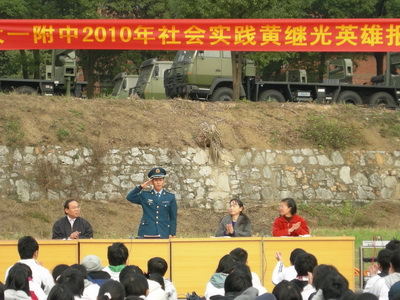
70 264 88 279
98 279 125 300
289 248 307 265
121 274 149 297
58 268 85 297
377 249 392 274
231 262 252 279
294 252 318 276
147 257 168 276
47 284 75 300
107 242 129 266
52 264 70 283
352 292 378 300
390 250 400 272
215 254 235 273
4 263 30 297
312 264 339 290
17 236 39 259
322 272 349 300
386 238 400 251
0 281 4 300
119 265 144 283
229 248 248 264
272 280 302 300
281 198 297 215
224 271 252 294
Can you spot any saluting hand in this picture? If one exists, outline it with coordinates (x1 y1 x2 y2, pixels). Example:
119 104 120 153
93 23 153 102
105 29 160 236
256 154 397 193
141 179 153 189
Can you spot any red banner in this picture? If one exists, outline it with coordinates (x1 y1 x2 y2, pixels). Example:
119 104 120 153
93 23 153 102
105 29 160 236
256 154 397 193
0 19 400 51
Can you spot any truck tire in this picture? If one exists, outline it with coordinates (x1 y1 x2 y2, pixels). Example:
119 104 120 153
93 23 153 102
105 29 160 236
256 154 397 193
15 85 37 94
368 92 396 107
337 90 363 105
258 89 285 102
210 87 233 101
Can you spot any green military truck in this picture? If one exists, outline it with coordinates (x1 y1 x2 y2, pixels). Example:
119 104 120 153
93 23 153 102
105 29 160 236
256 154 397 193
133 58 172 99
0 50 86 97
111 72 139 98
164 50 400 107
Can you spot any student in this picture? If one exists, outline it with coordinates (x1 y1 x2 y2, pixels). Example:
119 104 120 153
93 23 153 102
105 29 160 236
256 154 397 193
204 255 236 300
364 249 392 295
290 253 317 300
70 264 100 300
229 248 267 295
47 284 74 300
103 243 129 281
81 255 111 286
57 268 85 299
272 280 302 300
52 199 93 240
272 248 306 285
121 274 149 298
210 271 257 300
97 280 125 300
147 257 177 300
4 264 32 300
4 236 54 295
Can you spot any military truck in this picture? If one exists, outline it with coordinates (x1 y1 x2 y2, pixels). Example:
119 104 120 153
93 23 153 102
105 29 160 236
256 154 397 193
111 72 139 98
0 50 86 97
133 58 173 99
164 50 400 107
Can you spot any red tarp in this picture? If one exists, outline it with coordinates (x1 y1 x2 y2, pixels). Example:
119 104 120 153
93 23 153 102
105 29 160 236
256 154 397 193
0 19 399 51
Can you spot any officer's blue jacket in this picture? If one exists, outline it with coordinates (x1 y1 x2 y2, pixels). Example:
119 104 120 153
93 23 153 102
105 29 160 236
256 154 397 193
127 186 177 239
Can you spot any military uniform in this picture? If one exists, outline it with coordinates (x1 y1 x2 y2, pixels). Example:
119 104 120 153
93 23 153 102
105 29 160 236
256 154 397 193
126 168 177 239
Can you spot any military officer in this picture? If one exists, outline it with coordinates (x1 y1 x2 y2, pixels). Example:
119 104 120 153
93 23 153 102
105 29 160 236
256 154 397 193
126 167 177 239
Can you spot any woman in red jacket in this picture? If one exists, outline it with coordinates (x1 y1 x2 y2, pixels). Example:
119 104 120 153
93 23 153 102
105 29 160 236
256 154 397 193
272 198 310 237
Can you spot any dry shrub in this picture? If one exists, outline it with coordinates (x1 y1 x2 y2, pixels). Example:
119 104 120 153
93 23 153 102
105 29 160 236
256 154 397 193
195 122 222 163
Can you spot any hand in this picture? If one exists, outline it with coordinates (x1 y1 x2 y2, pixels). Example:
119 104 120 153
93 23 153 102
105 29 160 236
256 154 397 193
141 179 153 189
275 252 283 261
226 224 234 234
291 222 301 231
69 231 80 239
368 263 379 276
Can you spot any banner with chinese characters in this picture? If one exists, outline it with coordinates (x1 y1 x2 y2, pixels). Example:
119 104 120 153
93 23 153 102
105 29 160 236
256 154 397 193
0 19 399 51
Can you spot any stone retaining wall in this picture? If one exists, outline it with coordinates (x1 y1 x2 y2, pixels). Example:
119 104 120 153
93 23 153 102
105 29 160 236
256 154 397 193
0 146 399 209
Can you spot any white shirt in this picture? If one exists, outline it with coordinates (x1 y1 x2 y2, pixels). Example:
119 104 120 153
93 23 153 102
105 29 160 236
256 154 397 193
272 262 297 285
5 259 54 295
147 279 167 300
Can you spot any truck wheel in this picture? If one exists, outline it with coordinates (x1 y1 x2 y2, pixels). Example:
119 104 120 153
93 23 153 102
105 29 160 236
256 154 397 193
368 92 396 107
259 89 285 102
210 87 233 101
15 85 37 94
337 91 363 105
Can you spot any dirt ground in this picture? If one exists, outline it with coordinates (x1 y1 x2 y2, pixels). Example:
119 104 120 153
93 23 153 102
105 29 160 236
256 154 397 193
1 94 400 239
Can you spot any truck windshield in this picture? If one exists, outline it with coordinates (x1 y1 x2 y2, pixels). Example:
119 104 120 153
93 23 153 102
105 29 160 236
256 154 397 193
174 51 195 63
137 66 152 85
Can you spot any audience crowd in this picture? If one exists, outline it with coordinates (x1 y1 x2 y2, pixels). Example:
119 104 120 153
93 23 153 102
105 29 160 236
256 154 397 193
1 236 400 300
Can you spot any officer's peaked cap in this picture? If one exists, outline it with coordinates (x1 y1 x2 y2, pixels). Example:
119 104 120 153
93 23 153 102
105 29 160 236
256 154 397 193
148 167 167 178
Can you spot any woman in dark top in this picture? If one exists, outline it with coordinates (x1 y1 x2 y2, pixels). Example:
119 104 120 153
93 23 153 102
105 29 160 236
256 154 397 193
215 199 251 237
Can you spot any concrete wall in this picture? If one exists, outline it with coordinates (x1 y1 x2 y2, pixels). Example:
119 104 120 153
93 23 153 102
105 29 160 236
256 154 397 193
0 146 399 209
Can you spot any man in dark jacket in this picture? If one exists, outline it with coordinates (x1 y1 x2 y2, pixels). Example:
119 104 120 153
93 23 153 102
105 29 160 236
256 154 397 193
52 199 93 239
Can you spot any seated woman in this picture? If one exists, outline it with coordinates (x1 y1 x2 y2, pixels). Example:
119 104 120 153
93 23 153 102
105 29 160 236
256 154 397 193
215 199 251 237
272 198 309 237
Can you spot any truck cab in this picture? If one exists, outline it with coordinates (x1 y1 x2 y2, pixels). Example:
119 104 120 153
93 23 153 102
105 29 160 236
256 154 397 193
111 72 139 98
164 50 254 101
134 58 172 99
